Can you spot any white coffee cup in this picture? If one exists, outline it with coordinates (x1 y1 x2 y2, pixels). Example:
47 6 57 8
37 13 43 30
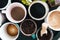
0 13 6 26
0 22 19 40
20 19 37 36
45 6 60 31
28 1 49 20
2 2 27 23
36 28 53 40
0 0 11 10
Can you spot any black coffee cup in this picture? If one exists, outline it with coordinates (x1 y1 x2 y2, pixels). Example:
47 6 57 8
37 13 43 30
28 1 49 20
0 0 11 10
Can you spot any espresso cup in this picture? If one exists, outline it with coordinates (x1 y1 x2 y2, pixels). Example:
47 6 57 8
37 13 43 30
0 22 19 40
2 2 27 23
0 0 11 10
20 19 37 37
36 27 53 40
28 1 49 20
0 13 6 26
45 6 60 31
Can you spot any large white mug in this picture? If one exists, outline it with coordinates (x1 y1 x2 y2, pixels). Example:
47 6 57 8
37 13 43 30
0 22 20 40
2 2 27 23
44 6 60 31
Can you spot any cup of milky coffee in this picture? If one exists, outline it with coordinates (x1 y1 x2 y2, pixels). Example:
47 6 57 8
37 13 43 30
0 0 11 10
20 19 37 36
0 22 19 40
28 1 49 20
45 6 60 31
2 2 27 23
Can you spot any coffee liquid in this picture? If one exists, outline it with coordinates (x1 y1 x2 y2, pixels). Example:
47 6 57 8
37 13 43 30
48 11 60 29
38 29 51 40
11 7 25 21
0 0 8 8
30 3 45 18
21 20 35 34
6 24 18 36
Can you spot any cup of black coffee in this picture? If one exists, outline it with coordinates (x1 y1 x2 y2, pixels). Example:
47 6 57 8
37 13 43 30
2 2 27 23
0 0 11 10
20 19 37 36
36 28 53 40
28 1 49 20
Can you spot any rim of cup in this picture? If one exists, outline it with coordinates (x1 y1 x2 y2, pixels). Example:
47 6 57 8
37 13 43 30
0 0 11 10
28 1 49 20
0 22 19 40
20 19 37 36
0 13 5 26
2 2 27 23
36 28 53 40
46 8 60 31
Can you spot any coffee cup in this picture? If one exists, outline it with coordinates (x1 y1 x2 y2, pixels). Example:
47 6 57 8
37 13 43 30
28 1 49 20
0 22 19 40
44 6 60 31
0 0 11 10
20 19 37 37
2 2 27 23
0 13 6 26
36 27 53 40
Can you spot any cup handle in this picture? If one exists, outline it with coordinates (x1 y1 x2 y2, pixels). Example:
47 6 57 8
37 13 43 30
31 34 36 39
57 6 60 10
41 23 48 36
1 10 6 14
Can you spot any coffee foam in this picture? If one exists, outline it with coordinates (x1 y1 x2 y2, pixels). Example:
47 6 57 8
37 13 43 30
48 11 60 29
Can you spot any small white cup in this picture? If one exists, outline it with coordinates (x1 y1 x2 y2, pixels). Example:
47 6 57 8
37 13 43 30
28 1 49 20
36 28 53 40
0 0 11 10
0 13 6 26
2 2 27 23
45 6 60 31
0 22 19 40
20 19 37 36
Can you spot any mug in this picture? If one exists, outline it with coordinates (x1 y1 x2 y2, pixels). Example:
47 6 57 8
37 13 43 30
28 1 49 20
0 22 19 40
20 19 37 36
45 6 60 31
2 2 27 23
20 19 37 39
0 0 11 10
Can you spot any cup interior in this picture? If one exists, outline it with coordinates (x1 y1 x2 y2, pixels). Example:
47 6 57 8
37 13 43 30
0 22 19 40
6 2 27 23
28 1 49 20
